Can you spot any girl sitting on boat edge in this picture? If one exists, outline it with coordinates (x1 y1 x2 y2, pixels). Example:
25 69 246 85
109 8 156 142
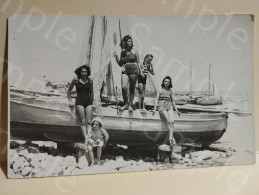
67 65 93 150
152 76 181 148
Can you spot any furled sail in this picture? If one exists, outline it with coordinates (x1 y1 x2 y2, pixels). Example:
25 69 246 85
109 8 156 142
87 16 126 114
77 16 94 67
80 15 158 113
106 63 115 98
88 16 105 114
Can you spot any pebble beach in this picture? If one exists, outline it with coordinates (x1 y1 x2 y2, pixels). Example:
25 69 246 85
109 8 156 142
9 140 236 178
9 113 254 179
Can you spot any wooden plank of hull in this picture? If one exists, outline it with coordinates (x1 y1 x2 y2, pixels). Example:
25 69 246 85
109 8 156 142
11 100 80 126
10 100 227 145
174 130 225 145
10 120 226 146
10 121 169 145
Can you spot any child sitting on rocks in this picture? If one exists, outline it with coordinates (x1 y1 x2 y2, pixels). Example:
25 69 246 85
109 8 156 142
87 117 109 166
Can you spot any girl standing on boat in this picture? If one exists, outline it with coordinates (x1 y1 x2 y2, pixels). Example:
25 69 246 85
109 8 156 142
114 35 143 111
152 76 180 145
138 54 154 112
67 65 93 146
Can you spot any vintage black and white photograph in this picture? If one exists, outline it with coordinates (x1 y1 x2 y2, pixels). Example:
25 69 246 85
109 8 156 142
8 15 255 178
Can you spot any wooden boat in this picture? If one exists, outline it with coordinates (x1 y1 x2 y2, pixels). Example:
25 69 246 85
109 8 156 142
10 92 227 146
9 16 228 147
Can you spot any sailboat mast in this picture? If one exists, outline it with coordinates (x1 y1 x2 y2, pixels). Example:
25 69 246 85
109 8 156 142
190 60 192 95
209 64 211 96
119 19 122 40
213 83 215 96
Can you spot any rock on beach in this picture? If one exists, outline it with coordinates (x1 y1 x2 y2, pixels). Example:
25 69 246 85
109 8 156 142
13 156 26 174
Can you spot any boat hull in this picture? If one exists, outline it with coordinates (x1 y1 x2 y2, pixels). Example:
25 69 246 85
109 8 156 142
195 97 223 105
10 98 228 146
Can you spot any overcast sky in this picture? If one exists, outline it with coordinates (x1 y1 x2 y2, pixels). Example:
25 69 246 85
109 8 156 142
9 15 254 94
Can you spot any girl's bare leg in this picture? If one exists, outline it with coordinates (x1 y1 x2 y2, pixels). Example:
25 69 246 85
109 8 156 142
142 84 146 110
138 83 144 109
96 146 102 164
167 110 175 141
121 74 129 109
85 105 93 135
160 110 173 141
87 145 94 165
76 105 88 142
128 74 138 111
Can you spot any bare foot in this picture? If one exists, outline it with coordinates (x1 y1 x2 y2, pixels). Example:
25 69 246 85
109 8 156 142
142 108 147 113
128 107 133 112
89 162 95 166
171 152 182 160
119 104 129 110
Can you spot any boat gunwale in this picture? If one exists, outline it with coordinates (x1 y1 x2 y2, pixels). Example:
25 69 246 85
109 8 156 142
103 115 226 122
11 99 227 122
10 115 226 125
11 99 70 113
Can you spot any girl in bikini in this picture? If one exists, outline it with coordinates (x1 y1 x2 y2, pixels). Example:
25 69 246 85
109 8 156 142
153 76 181 146
114 35 143 111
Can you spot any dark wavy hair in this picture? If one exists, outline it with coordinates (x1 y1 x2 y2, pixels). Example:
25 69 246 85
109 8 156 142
144 54 153 61
161 76 173 89
74 65 91 78
120 35 133 49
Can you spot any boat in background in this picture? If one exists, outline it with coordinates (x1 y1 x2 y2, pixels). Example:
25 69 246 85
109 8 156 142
195 95 223 106
191 64 223 106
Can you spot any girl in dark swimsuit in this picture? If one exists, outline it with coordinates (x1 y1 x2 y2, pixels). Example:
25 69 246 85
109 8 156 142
114 35 143 111
67 65 93 147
